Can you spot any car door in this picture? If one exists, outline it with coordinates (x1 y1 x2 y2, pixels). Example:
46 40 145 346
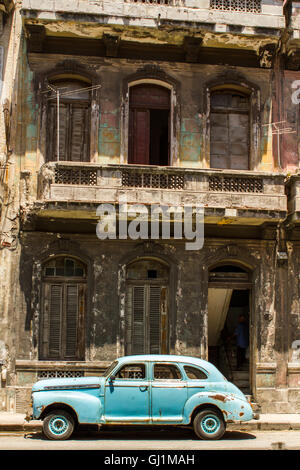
150 362 187 423
104 362 150 422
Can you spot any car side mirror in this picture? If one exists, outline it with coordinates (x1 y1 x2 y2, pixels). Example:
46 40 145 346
109 375 115 383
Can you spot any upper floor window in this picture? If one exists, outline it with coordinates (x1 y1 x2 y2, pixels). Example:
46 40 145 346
210 0 261 13
128 84 170 166
210 90 250 170
47 79 91 162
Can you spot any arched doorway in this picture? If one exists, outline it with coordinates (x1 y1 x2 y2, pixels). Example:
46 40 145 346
208 264 252 395
128 84 170 166
125 258 169 355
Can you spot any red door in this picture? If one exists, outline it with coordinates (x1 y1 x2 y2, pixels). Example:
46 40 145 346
128 85 170 165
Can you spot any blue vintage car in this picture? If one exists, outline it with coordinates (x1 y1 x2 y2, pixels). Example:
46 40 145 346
28 355 257 440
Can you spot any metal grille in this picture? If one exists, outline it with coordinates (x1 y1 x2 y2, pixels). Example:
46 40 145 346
54 167 97 186
125 0 184 5
37 370 85 379
210 0 261 13
208 176 263 193
122 171 185 190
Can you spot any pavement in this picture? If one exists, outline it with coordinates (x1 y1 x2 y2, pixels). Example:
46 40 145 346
0 412 300 433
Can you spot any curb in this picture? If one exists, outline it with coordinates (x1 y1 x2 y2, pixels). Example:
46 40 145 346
1 422 300 433
0 424 42 433
227 422 300 431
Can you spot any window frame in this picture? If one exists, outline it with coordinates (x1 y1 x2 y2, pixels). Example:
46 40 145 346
205 82 260 171
46 79 91 163
151 362 183 381
40 256 87 361
183 364 209 381
112 362 148 381
121 78 180 167
38 69 100 168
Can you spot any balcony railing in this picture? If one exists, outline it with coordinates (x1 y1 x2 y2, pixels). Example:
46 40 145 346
37 162 287 224
210 0 261 13
124 0 184 5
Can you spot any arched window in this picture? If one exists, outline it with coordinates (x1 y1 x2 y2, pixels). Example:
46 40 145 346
40 257 87 360
47 79 91 162
125 258 169 355
210 90 250 170
128 84 170 166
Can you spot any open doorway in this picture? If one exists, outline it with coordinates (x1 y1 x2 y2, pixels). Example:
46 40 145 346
128 84 170 166
208 265 251 396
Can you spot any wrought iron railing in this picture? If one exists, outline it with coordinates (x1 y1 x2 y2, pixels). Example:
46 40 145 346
210 0 261 13
124 0 184 5
122 170 185 190
208 175 264 193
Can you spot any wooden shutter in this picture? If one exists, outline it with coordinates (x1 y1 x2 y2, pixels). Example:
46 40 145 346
77 284 86 360
132 286 145 354
64 284 78 358
47 101 90 162
210 92 249 170
126 285 168 355
48 102 69 161
42 282 85 360
129 108 150 164
69 104 90 162
149 286 161 354
48 284 63 358
228 113 249 170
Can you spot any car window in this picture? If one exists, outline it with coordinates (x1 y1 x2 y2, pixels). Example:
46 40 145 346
153 364 182 380
114 363 146 380
184 365 207 380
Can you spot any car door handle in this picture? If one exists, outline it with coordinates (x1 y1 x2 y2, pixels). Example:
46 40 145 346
139 385 148 392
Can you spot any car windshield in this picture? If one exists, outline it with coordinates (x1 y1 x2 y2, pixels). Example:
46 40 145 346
101 360 118 377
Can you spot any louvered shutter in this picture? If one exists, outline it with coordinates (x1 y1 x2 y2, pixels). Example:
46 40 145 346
132 286 145 354
48 284 63 358
48 102 69 161
65 284 78 358
149 286 161 354
126 285 168 355
42 282 85 360
47 101 89 162
69 104 90 162
77 284 86 360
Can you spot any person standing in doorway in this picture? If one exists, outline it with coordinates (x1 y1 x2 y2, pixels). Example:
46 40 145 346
234 314 249 370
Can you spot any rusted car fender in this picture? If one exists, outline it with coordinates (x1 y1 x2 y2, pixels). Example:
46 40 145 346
183 392 253 424
32 390 103 424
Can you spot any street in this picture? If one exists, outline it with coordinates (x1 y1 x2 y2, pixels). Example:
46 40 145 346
0 427 300 451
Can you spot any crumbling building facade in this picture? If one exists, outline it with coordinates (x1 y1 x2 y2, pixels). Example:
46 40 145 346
2 0 300 414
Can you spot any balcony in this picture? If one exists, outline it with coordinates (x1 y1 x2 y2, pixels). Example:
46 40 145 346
36 162 287 226
21 0 285 55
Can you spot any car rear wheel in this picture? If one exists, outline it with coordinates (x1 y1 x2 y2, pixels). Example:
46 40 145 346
193 409 226 440
43 410 75 440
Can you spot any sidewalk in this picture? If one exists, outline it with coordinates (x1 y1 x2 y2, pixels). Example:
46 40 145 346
0 412 300 433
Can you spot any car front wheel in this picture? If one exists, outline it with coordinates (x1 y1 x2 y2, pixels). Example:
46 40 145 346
43 410 75 440
193 409 226 440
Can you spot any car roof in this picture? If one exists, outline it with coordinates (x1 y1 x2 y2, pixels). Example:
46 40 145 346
116 354 222 377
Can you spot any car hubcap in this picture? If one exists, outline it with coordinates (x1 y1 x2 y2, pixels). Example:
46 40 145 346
49 416 69 435
201 415 220 434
